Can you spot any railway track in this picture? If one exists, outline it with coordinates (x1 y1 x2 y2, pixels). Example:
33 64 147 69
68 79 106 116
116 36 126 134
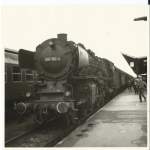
5 105 103 147
6 129 35 145
5 119 75 147
5 125 41 147
46 106 104 147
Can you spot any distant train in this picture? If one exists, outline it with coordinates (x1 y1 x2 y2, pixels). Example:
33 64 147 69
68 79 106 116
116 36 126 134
14 34 132 124
5 49 38 120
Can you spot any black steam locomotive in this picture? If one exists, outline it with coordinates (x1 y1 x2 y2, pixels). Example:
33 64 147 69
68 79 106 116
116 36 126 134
15 34 132 124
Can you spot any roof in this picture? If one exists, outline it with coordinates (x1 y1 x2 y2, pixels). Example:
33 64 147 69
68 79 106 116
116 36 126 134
122 53 147 75
121 52 147 59
133 16 147 21
5 48 18 64
5 48 18 54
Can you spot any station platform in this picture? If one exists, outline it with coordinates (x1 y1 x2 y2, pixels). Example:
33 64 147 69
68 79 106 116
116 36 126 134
55 89 147 147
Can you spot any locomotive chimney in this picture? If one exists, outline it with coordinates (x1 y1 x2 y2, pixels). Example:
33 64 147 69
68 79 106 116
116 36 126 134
57 33 67 41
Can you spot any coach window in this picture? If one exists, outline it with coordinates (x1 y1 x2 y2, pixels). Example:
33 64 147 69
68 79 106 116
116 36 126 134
25 70 34 81
12 66 22 82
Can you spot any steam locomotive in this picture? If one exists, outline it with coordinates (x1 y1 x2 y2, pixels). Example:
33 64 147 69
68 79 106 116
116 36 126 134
15 34 132 124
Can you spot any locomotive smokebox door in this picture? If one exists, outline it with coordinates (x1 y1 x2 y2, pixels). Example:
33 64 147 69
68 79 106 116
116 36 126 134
34 37 76 79
19 49 35 69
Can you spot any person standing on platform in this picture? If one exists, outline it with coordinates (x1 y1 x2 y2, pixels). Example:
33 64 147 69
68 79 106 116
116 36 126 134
133 79 138 94
127 80 132 92
137 76 147 102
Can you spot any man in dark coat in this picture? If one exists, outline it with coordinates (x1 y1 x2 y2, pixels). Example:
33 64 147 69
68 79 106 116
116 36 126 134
137 76 147 102
133 79 138 94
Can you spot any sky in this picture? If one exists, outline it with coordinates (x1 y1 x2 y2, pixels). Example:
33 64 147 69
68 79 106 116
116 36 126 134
1 0 148 5
1 4 149 77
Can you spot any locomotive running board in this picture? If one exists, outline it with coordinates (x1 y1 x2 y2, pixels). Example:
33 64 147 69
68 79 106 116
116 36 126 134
28 99 77 103
72 76 97 80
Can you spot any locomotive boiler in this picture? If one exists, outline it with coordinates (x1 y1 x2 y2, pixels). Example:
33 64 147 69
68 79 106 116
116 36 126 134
16 34 130 124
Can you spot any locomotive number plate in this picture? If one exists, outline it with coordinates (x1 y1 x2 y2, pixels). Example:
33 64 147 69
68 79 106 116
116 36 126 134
45 57 61 62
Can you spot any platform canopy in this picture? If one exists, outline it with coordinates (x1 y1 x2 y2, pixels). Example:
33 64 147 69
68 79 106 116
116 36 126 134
122 53 147 76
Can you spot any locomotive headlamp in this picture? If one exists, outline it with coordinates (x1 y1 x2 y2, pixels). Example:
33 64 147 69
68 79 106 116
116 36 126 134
49 41 54 46
65 91 71 97
26 92 31 97
48 41 55 50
